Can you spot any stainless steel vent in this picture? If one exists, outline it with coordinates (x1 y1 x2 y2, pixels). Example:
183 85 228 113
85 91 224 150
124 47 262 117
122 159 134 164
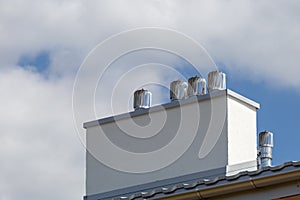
133 89 152 110
170 80 188 101
187 76 207 96
259 131 274 168
208 71 226 91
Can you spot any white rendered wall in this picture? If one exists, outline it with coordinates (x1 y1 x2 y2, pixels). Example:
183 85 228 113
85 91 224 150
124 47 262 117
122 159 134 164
85 95 228 195
84 90 260 196
227 94 258 174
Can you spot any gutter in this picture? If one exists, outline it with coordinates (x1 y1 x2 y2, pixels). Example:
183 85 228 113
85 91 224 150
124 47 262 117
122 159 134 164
158 169 300 200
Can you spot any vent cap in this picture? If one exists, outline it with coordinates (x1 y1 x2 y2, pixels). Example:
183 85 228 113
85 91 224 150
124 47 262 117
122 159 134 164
208 71 226 91
259 131 274 168
187 76 207 96
170 80 188 100
133 89 152 110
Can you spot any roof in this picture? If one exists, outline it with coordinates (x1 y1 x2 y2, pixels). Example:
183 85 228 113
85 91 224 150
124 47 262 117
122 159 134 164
108 161 300 200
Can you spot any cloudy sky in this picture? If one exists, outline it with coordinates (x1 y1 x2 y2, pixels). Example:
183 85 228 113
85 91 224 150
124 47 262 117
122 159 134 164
1 0 300 199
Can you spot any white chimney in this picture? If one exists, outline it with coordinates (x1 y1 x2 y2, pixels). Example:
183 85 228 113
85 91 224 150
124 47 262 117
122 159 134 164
84 86 260 197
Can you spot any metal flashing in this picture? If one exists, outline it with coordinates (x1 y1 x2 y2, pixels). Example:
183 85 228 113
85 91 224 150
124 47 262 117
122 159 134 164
227 90 260 109
83 89 259 129
226 160 258 176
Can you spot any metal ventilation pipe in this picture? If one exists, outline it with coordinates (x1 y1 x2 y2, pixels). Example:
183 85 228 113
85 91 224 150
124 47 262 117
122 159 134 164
170 80 188 101
259 131 274 168
187 76 207 96
208 71 226 91
133 89 152 110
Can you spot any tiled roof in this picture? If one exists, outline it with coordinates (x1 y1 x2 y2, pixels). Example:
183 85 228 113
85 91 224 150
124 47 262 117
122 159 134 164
112 161 300 200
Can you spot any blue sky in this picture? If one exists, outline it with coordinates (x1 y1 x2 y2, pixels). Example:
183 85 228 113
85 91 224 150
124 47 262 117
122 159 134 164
18 51 51 73
1 1 300 200
228 76 300 165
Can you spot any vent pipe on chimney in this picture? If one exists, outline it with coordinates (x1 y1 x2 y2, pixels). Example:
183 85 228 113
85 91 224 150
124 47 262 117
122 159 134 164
187 76 207 96
170 80 188 101
258 131 274 168
133 89 152 110
208 71 226 91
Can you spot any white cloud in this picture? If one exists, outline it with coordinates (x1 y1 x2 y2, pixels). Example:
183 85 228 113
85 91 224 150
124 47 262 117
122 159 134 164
172 0 300 87
0 68 84 200
1 0 300 199
2 0 299 84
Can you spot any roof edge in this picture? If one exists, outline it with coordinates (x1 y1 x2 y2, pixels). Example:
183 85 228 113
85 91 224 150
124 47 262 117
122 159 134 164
83 89 259 129
157 162 300 200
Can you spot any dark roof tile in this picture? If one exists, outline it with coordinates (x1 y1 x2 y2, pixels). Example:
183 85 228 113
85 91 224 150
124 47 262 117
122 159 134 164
111 161 300 200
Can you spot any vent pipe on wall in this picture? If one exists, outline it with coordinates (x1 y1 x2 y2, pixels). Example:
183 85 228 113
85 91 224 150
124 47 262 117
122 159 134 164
259 131 274 168
133 89 152 110
208 71 226 91
170 80 188 101
187 76 207 96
